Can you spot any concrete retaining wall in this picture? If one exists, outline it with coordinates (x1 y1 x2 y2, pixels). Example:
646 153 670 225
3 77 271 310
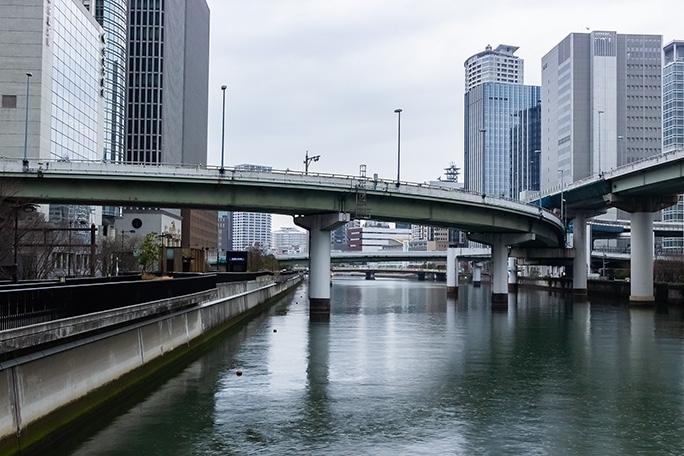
0 274 302 455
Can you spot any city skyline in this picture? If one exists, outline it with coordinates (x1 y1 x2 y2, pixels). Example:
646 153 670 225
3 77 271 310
205 0 682 189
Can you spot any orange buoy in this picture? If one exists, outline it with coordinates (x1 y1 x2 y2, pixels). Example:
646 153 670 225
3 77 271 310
236 370 243 376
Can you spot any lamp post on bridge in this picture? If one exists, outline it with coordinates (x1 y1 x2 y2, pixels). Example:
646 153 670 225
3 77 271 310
394 108 402 187
304 150 320 175
597 110 604 176
23 72 32 173
219 84 227 176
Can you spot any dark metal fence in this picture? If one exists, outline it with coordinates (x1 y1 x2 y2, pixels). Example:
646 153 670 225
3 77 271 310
0 272 279 331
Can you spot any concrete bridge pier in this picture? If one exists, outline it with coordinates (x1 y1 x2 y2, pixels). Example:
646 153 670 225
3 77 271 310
472 262 482 287
572 213 588 300
470 233 536 308
491 236 508 307
609 195 677 304
446 247 458 297
295 213 350 316
630 212 655 303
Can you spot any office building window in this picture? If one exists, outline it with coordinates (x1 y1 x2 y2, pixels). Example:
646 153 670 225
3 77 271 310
1 95 17 108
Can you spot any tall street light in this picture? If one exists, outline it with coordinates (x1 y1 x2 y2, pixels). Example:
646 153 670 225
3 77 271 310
597 110 604 176
23 72 32 172
394 108 402 187
219 84 227 175
479 129 486 193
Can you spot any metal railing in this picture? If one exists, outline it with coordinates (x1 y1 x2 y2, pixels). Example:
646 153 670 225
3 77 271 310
0 272 279 331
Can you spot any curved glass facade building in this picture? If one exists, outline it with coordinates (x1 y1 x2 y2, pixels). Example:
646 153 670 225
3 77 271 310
662 40 684 249
50 0 105 161
94 0 128 162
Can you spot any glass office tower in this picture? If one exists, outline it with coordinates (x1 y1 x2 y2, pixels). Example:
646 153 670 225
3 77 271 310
662 40 684 249
93 0 128 162
464 83 541 198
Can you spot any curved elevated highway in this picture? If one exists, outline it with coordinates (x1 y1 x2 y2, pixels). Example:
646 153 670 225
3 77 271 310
0 159 564 247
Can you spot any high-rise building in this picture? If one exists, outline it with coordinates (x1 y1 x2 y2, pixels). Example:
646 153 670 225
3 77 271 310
126 0 208 165
464 44 524 92
120 0 215 252
86 0 127 162
0 0 105 164
661 40 684 249
464 45 540 198
347 222 411 252
540 31 662 191
1 0 105 231
272 227 308 254
231 212 272 252
218 211 232 255
663 41 684 153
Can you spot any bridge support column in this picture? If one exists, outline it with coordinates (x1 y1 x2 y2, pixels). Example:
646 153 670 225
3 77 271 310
573 213 588 300
491 236 508 307
507 257 517 293
446 247 458 297
295 213 350 316
473 262 482 287
630 212 655 303
608 194 677 304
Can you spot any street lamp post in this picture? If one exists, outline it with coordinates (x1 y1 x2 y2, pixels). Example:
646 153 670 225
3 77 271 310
479 129 486 193
394 109 402 187
304 150 320 175
597 110 604 176
23 72 32 172
558 169 565 230
220 85 227 175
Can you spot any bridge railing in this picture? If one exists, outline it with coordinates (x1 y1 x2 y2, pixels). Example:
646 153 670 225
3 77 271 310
0 272 280 332
534 148 684 201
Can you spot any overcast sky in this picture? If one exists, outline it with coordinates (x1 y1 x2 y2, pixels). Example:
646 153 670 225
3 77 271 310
204 0 681 228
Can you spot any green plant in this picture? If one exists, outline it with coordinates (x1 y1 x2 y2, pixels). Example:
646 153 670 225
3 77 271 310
134 233 161 272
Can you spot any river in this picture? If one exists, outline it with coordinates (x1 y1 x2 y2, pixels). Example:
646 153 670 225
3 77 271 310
51 278 684 455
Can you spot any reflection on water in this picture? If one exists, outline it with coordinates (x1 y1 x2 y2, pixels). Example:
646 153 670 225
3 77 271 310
51 278 684 455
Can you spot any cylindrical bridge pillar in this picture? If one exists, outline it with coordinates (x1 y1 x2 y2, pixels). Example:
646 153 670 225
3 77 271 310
446 247 458 297
308 224 332 315
473 262 482 287
295 213 349 317
630 212 655 303
491 235 508 307
573 213 588 300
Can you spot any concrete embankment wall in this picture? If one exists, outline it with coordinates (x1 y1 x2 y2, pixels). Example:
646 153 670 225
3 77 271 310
0 274 302 455
518 277 684 304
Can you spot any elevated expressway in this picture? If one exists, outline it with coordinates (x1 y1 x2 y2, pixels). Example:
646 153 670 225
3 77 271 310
1 158 564 312
533 148 684 302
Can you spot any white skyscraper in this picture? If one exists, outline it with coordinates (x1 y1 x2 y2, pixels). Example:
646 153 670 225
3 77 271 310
231 212 272 252
464 44 524 92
